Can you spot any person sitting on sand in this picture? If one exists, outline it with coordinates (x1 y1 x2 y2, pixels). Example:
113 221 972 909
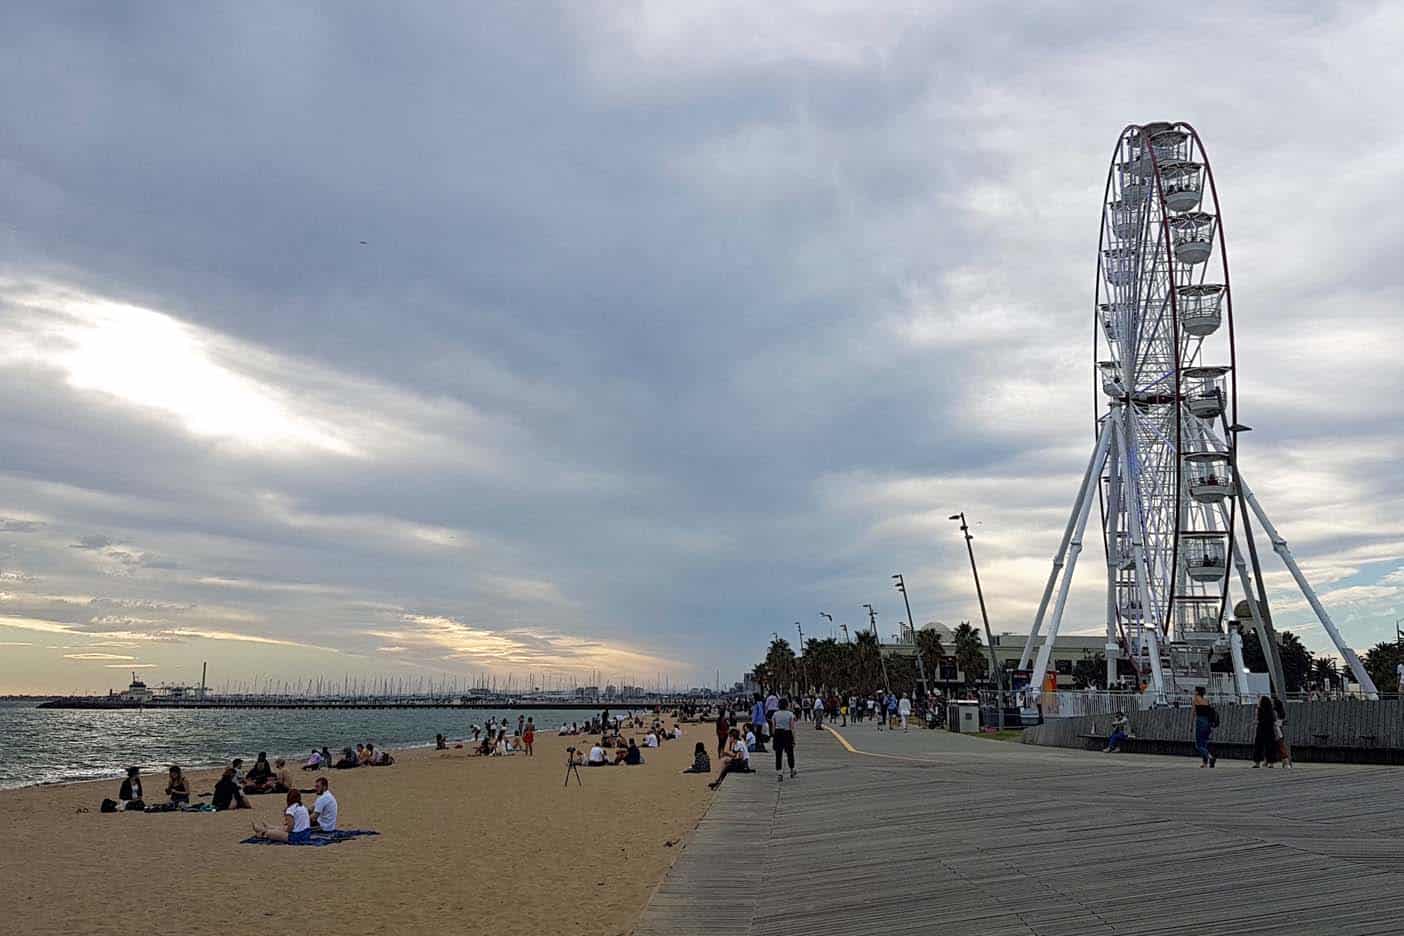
310 777 337 832
355 743 369 766
118 766 144 809
273 758 291 792
213 767 251 811
332 748 358 769
165 765 190 804
231 758 246 786
251 789 312 844
643 730 659 749
587 740 608 766
320 746 332 767
244 752 275 794
707 729 750 790
436 733 447 750
361 743 377 766
682 743 710 774
370 746 394 766
303 749 323 771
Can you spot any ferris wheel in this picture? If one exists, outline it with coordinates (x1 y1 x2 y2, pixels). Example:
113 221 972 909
1018 122 1378 702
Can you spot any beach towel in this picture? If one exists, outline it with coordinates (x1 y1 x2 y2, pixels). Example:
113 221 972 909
239 829 380 847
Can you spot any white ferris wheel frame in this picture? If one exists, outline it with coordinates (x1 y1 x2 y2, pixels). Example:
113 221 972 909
1017 122 1378 703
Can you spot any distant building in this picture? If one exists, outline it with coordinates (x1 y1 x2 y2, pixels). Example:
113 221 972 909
112 673 153 704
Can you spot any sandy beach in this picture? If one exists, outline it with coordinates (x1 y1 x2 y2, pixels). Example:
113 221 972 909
0 727 713 936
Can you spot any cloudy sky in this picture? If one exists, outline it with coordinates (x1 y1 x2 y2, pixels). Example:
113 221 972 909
1 2 1402 694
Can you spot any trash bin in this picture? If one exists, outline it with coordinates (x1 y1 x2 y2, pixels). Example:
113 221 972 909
946 700 980 734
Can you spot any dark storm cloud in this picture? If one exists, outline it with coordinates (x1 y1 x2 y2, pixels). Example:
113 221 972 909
1 1 1402 692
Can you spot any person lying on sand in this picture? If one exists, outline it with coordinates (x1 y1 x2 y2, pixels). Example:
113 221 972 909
251 789 311 844
332 748 359 769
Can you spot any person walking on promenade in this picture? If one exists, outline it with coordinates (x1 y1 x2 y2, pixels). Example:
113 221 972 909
873 693 884 730
765 689 780 729
898 694 913 731
1252 695 1279 768
772 697 797 782
750 693 767 746
812 694 825 729
1272 696 1293 768
715 708 731 758
885 691 899 729
1192 686 1217 768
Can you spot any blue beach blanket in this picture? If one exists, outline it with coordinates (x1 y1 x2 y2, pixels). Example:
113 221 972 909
240 829 380 847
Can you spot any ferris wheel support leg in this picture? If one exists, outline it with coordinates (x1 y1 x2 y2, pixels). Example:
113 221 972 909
1111 418 1167 701
1225 523 1286 698
1019 417 1116 672
1104 430 1123 689
1238 478 1380 699
1228 627 1251 700
1027 423 1115 700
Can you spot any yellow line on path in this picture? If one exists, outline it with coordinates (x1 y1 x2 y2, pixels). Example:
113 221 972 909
823 725 936 763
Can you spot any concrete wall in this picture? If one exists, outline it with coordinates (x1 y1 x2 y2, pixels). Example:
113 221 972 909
1023 699 1404 762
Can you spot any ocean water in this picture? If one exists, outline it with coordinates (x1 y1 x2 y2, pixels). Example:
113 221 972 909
0 701 605 790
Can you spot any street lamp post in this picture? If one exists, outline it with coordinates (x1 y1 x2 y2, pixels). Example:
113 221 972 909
863 603 890 692
795 622 808 693
949 513 1006 710
893 573 930 701
820 611 834 640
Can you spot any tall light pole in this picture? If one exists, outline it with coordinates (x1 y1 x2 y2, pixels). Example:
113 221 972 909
863 603 890 692
795 622 808 692
820 611 833 639
949 513 1005 700
840 623 850 644
893 573 930 700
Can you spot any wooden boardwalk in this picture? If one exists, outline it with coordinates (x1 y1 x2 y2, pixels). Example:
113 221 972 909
636 724 1404 935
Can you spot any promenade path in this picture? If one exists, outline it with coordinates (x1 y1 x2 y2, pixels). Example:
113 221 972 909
636 721 1404 935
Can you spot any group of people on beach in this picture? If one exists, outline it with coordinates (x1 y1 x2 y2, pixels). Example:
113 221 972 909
302 741 395 770
111 757 342 840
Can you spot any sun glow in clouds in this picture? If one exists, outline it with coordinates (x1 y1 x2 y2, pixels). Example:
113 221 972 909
41 294 358 456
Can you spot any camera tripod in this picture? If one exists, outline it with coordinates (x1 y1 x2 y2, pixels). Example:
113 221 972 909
564 751 582 787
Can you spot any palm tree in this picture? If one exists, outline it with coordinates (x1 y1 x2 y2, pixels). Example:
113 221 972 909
915 628 946 682
952 622 988 688
764 638 797 694
852 631 882 694
1309 656 1339 691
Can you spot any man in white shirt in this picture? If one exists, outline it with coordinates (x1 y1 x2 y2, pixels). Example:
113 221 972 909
311 777 338 832
587 742 607 765
644 731 659 748
744 727 757 751
898 694 913 732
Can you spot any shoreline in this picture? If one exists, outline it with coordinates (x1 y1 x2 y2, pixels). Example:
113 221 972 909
0 702 672 791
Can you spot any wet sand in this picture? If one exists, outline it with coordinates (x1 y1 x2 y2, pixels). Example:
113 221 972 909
0 727 712 936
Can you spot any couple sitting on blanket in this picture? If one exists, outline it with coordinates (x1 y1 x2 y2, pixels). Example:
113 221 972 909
251 776 338 844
